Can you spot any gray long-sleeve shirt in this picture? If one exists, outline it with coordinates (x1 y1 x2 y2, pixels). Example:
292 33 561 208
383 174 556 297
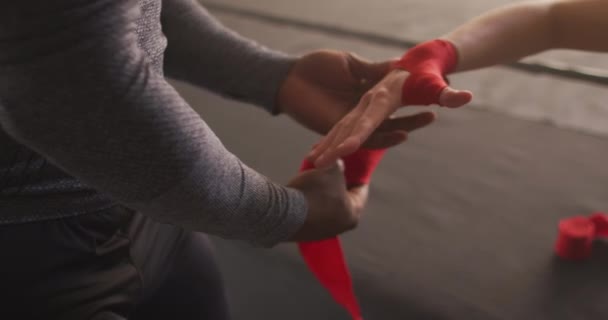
0 0 307 247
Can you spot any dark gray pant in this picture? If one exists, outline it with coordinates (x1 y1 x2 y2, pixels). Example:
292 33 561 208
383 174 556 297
0 206 230 320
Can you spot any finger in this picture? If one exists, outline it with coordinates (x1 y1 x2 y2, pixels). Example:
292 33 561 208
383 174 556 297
438 87 473 108
316 159 341 172
317 159 347 187
314 106 374 168
315 118 376 168
311 135 362 169
366 111 437 149
314 131 358 169
346 88 396 146
361 130 408 149
307 126 340 163
376 111 436 133
346 184 369 218
312 71 406 165
315 89 396 167
308 92 371 162
336 159 345 173
309 121 350 168
311 95 371 167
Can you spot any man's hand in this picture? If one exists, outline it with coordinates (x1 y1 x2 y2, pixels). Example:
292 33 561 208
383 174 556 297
287 160 367 242
307 68 472 168
277 50 436 151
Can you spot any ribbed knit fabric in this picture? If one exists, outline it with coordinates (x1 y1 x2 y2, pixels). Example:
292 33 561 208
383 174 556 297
0 0 305 247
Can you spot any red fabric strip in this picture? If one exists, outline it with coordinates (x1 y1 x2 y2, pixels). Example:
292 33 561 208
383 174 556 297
392 39 458 106
555 212 608 260
298 148 385 319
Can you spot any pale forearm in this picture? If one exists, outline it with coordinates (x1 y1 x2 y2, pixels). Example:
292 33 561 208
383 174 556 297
442 1 556 72
550 0 608 51
442 0 608 73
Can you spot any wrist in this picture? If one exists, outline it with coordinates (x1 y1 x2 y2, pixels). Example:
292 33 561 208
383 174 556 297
391 39 458 106
393 39 458 75
274 56 301 116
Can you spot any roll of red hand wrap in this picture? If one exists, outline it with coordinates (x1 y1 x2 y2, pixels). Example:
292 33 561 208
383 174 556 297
392 39 458 106
298 148 386 320
555 212 608 261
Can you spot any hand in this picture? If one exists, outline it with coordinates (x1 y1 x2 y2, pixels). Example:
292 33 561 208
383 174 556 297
277 50 436 150
308 69 472 168
287 160 367 242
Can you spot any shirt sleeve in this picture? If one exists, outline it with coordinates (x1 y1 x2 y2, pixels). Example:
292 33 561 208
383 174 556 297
0 0 307 247
161 0 297 114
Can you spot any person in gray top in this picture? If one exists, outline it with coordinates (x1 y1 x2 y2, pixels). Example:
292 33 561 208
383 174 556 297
0 0 434 318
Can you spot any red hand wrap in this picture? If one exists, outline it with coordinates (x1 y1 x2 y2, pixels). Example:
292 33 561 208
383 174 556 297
555 212 608 261
298 148 386 320
300 148 386 186
392 39 458 106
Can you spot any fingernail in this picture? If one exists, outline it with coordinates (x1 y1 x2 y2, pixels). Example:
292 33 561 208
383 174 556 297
336 159 345 171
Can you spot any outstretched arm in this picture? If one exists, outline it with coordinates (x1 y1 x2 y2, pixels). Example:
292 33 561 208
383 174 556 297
308 0 608 167
162 0 437 150
446 0 608 72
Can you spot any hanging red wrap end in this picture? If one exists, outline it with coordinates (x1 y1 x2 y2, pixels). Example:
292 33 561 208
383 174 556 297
298 148 386 320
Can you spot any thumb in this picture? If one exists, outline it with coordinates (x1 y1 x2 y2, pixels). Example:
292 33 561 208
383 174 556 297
346 184 369 214
316 159 348 190
438 86 473 108
322 159 345 176
324 159 369 216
